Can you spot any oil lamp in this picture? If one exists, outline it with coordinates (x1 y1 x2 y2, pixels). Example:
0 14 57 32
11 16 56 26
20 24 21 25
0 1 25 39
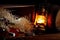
34 5 47 33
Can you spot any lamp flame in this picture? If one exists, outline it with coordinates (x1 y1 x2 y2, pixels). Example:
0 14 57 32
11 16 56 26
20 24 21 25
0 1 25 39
34 13 46 26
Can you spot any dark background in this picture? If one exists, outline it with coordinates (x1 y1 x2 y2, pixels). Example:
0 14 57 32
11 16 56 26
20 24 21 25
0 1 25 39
0 0 60 5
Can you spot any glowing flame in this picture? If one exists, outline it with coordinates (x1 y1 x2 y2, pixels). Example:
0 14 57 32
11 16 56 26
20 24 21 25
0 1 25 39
34 13 46 25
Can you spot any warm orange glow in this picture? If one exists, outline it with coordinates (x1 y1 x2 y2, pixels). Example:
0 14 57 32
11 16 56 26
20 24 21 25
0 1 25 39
34 13 46 25
48 14 52 27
